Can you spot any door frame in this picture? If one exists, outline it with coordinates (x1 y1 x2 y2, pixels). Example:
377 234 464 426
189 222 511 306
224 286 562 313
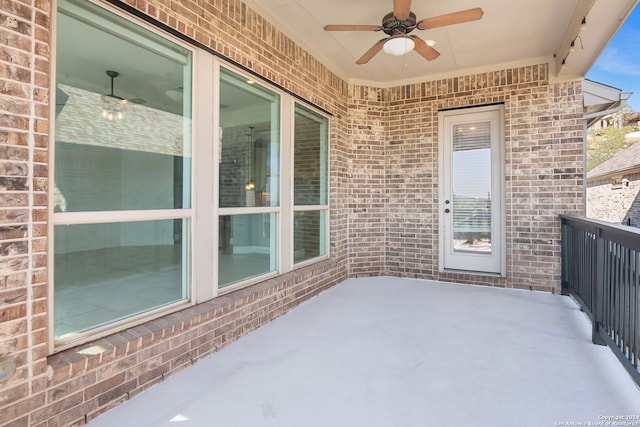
438 104 506 277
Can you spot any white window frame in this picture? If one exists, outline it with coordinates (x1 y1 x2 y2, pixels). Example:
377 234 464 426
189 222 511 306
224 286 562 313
49 0 332 353
213 63 285 295
437 104 506 277
290 102 331 269
49 0 205 352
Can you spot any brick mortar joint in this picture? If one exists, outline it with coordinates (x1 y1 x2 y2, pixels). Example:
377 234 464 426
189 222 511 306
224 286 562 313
45 258 341 379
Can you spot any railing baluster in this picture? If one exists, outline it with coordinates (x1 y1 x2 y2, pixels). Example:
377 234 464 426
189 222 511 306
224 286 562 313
594 229 606 345
622 248 632 359
560 214 640 385
632 249 637 367
624 247 631 359
635 251 639 369
635 251 640 370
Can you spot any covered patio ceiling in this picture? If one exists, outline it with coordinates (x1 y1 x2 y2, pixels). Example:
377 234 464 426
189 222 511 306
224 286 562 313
85 277 640 427
243 0 638 85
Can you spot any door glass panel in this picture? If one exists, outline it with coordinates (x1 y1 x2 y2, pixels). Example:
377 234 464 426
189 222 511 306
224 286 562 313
452 121 492 254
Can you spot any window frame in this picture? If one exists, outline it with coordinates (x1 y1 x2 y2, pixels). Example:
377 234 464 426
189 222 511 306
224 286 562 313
290 102 331 269
49 0 202 352
213 63 285 294
48 0 332 353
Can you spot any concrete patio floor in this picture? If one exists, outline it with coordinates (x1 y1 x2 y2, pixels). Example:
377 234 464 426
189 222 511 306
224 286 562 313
87 277 640 427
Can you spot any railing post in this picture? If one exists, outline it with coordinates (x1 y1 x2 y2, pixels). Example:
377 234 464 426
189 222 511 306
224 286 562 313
560 220 570 296
592 228 606 346
560 218 575 296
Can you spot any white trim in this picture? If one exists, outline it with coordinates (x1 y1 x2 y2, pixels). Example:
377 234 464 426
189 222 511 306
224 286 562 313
280 98 294 272
194 52 216 303
438 104 506 277
53 209 192 225
218 206 281 216
349 56 554 88
47 0 60 357
293 205 330 212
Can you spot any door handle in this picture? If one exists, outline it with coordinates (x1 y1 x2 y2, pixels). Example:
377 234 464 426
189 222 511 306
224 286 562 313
445 208 450 213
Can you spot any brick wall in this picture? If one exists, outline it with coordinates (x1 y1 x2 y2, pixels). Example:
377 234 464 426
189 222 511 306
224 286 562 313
0 0 586 425
349 67 585 291
1 0 351 425
587 172 640 227
347 85 387 277
385 71 583 291
0 0 51 426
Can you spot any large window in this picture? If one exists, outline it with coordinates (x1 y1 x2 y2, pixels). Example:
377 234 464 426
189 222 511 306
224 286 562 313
218 68 280 289
53 0 193 347
293 104 329 264
52 0 330 351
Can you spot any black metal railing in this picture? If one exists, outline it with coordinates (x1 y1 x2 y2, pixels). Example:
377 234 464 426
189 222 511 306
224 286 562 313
561 214 640 386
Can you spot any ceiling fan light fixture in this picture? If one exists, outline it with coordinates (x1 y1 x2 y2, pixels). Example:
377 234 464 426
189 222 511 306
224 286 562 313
383 36 415 56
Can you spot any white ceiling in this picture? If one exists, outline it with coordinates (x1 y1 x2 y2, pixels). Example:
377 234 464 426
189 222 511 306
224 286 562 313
242 0 638 86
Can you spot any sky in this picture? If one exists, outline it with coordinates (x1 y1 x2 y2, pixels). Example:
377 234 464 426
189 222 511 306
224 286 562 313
586 4 640 111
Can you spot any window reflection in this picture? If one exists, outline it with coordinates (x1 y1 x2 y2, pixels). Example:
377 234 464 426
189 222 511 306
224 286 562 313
54 220 188 339
219 68 280 208
54 0 193 342
219 214 277 287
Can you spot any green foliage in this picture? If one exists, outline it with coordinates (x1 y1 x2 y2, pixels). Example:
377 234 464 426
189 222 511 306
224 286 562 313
587 126 637 171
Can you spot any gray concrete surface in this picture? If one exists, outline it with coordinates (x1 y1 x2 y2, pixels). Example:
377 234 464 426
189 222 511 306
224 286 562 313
87 277 640 427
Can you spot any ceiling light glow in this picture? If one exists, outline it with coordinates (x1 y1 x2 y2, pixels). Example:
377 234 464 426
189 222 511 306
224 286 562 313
383 36 415 56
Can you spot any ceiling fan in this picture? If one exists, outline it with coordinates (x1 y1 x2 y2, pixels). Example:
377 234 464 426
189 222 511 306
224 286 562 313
103 70 146 104
323 0 483 64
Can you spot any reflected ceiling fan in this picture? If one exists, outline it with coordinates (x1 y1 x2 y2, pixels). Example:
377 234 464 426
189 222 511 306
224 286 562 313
323 0 483 64
103 70 146 104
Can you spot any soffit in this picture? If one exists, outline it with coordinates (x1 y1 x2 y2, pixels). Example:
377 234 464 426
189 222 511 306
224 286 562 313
242 0 638 86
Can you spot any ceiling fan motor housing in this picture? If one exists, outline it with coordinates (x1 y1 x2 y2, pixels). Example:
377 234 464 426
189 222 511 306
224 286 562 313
382 11 417 35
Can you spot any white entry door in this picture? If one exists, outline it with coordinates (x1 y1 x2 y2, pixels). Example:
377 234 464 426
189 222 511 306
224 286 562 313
439 105 505 276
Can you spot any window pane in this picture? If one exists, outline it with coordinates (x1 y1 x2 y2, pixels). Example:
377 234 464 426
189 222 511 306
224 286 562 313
219 214 277 287
452 121 492 254
294 104 328 206
219 68 280 208
294 210 327 264
54 219 188 339
55 0 192 212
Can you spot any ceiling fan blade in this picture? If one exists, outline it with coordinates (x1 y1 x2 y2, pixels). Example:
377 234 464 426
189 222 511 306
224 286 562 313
393 0 412 20
324 24 382 31
356 39 386 64
417 7 484 30
411 36 440 61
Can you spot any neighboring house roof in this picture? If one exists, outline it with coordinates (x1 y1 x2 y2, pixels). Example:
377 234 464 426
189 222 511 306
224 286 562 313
583 79 632 128
588 138 640 181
